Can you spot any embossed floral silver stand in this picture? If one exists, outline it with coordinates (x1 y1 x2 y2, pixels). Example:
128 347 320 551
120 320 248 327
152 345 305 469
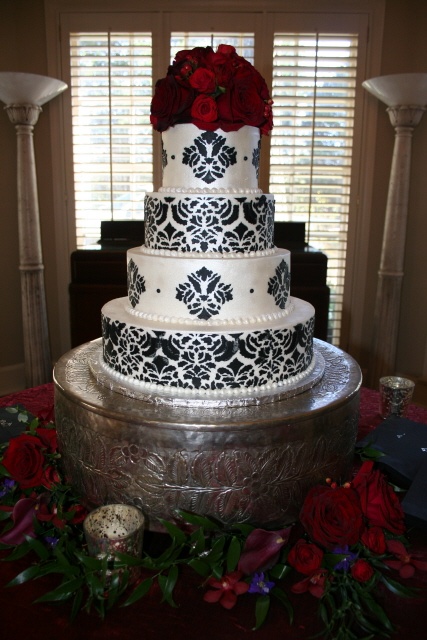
54 338 361 531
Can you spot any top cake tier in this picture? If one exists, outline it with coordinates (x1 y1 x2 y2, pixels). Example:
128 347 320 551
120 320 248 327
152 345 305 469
161 124 262 192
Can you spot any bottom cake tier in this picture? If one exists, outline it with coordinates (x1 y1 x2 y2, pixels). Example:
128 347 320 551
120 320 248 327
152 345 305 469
53 339 362 531
101 296 315 401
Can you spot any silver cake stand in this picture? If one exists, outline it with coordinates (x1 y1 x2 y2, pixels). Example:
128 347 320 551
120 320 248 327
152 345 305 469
53 338 362 531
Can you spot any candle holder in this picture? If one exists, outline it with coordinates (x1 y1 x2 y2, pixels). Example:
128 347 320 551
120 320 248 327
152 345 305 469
379 376 415 419
83 504 145 584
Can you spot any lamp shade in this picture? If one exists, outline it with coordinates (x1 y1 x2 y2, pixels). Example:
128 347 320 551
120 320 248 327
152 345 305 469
0 71 67 106
362 73 427 107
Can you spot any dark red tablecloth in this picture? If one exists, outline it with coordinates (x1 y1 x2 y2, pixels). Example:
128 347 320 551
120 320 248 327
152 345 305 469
1 384 427 640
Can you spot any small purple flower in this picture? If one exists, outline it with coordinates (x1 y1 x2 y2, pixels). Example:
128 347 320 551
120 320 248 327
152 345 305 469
248 572 275 595
44 536 59 548
0 478 16 498
332 545 358 571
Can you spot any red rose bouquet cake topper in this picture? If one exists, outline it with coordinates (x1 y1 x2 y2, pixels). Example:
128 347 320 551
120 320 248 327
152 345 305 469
150 44 273 134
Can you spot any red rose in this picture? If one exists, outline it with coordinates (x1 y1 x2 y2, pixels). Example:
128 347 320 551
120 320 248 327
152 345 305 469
299 485 364 550
2 434 45 488
189 67 217 94
361 526 387 555
352 461 405 535
150 74 194 131
36 427 58 453
191 94 218 124
288 539 324 575
351 558 374 583
217 72 267 131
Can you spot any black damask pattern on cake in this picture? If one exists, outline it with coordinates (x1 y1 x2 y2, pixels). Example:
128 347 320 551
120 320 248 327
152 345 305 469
182 131 237 184
267 260 291 309
127 259 146 308
144 195 274 252
252 139 261 179
161 142 167 169
175 266 233 320
101 314 314 391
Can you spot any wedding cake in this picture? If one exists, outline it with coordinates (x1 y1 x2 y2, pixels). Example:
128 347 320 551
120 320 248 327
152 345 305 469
54 45 361 529
99 45 318 405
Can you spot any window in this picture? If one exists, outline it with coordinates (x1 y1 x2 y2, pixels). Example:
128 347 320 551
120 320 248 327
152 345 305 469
70 32 152 247
69 28 357 343
46 2 383 356
270 33 358 344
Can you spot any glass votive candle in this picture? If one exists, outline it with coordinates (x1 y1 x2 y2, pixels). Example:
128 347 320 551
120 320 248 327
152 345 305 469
83 504 144 584
379 376 415 419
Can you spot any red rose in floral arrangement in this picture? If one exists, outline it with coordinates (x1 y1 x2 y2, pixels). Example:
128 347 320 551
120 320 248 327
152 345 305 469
287 538 324 575
361 525 387 555
191 94 218 123
150 44 273 134
351 558 374 583
352 461 405 535
188 67 217 94
150 74 195 132
299 484 364 550
2 433 46 489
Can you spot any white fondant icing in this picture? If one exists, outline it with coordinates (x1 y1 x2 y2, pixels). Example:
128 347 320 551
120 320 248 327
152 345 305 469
162 124 260 190
127 247 291 321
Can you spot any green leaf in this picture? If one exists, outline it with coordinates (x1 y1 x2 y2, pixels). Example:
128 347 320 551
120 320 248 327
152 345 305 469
189 527 206 555
74 550 104 571
158 564 179 607
7 564 42 586
159 519 187 545
70 588 84 621
381 574 417 598
362 594 394 632
226 536 241 573
177 511 220 531
25 535 51 561
188 557 211 577
269 563 292 581
123 577 153 607
271 586 293 624
253 594 270 630
35 577 85 602
2 540 32 561
231 522 255 537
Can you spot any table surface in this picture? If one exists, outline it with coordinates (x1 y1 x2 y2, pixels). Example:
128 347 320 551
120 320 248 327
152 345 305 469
1 384 427 640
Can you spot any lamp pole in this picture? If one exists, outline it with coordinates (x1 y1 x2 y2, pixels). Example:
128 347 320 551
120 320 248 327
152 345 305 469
0 72 67 387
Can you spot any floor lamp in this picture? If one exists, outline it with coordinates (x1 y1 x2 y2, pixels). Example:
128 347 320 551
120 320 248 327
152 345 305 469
362 73 427 387
0 72 67 388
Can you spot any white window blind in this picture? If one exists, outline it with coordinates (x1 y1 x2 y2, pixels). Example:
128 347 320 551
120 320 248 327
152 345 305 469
270 33 358 344
70 32 152 247
170 32 254 62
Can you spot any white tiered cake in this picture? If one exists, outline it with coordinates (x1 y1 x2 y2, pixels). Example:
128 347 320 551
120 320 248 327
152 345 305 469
98 46 318 404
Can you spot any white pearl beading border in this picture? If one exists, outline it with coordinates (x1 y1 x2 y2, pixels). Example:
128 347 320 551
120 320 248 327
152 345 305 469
126 301 295 326
139 246 277 259
158 186 263 194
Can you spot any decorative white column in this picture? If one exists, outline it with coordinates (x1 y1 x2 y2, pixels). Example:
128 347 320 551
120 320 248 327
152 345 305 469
0 72 67 388
363 73 427 386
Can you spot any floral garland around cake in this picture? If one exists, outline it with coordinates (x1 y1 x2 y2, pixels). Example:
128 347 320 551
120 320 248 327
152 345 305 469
150 44 273 134
1 406 426 637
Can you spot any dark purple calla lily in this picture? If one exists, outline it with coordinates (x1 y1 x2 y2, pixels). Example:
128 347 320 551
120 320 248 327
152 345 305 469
0 497 37 545
238 527 291 575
